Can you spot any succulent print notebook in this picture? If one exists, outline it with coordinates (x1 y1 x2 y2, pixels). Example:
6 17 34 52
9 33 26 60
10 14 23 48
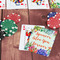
24 26 57 57
50 0 60 8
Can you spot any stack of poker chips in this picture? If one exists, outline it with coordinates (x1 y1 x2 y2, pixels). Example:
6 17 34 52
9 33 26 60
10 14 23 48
0 13 21 40
0 20 6 40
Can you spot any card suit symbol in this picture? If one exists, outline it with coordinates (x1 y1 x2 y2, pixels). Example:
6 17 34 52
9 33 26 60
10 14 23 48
46 4 48 8
25 4 27 7
23 26 25 30
21 3 23 5
42 3 45 5
0 6 1 8
25 4 27 6
0 1 1 3
3 4 5 7
3 4 4 5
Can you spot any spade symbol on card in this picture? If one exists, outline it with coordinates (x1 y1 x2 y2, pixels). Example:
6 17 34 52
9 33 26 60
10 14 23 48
21 3 24 5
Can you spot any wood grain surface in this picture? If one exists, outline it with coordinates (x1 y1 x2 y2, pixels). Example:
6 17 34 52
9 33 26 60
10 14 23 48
29 9 60 60
1 9 32 60
0 2 60 60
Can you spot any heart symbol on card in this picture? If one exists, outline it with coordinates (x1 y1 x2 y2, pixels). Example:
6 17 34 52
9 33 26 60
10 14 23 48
23 26 25 30
21 3 24 5
46 4 48 8
42 3 45 5
0 1 2 3
0 6 1 8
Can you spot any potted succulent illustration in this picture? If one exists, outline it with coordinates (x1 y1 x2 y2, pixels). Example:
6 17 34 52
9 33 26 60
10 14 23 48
50 2 58 8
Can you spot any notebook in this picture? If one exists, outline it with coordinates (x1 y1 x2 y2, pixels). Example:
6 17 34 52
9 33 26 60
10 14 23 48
24 26 57 57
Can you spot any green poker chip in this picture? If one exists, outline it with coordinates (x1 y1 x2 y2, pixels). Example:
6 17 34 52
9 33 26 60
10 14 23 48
1 19 18 36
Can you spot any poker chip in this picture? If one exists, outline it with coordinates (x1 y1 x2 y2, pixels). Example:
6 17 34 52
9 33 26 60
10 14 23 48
47 13 60 29
0 20 2 24
47 12 57 19
3 13 21 24
0 30 6 40
1 19 18 36
0 20 2 25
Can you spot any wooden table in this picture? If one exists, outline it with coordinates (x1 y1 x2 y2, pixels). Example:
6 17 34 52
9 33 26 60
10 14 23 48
0 8 60 60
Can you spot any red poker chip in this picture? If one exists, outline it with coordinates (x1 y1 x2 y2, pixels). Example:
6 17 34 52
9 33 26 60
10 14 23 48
3 13 21 24
47 13 60 29
3 16 7 20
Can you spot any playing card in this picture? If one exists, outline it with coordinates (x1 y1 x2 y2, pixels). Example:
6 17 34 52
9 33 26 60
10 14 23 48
0 0 5 9
19 24 45 51
7 0 27 9
28 0 50 9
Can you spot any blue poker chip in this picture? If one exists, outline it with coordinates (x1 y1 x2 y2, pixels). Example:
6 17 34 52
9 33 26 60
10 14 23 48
47 12 57 19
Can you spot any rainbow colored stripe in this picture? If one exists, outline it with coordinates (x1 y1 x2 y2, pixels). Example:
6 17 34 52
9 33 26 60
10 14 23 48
32 0 44 5
10 0 24 3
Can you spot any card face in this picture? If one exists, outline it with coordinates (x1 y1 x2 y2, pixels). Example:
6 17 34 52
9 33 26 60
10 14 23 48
28 0 50 9
0 0 5 9
24 26 57 57
50 0 60 8
19 24 45 51
7 0 27 9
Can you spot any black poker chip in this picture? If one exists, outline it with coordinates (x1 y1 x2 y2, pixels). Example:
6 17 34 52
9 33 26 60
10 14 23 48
0 30 6 40
0 20 2 29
